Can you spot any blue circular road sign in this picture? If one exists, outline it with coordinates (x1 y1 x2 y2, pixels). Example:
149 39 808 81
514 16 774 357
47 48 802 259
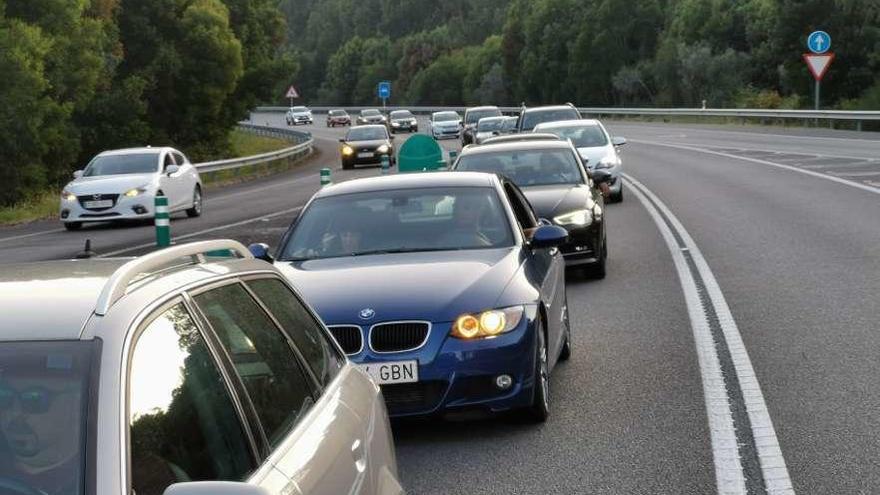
807 31 831 54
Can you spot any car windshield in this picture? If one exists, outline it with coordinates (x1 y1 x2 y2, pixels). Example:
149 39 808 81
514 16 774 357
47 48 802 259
362 109 381 116
291 106 307 112
346 127 387 141
433 112 459 122
390 111 414 119
329 110 346 116
0 341 95 495
280 187 514 261
541 125 608 147
456 149 585 187
477 118 506 131
502 118 518 131
466 108 501 125
83 153 158 176
521 108 581 131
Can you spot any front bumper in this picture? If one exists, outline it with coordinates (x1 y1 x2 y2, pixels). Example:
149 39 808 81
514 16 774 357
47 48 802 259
390 122 417 132
433 128 460 139
60 193 156 224
346 313 539 418
342 149 393 166
557 222 603 265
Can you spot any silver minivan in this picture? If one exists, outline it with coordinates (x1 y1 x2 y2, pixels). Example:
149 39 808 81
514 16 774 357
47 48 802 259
0 240 402 495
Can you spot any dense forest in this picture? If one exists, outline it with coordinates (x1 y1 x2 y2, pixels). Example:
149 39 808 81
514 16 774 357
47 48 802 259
2 0 879 207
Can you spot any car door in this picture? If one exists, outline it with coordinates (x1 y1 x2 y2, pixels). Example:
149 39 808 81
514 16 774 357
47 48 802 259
126 300 297 495
502 181 566 362
173 151 199 201
157 152 185 210
191 281 371 495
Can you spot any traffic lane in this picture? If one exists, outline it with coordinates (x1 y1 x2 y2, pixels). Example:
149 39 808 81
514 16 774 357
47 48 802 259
624 143 880 493
605 121 880 160
0 135 375 263
394 188 714 494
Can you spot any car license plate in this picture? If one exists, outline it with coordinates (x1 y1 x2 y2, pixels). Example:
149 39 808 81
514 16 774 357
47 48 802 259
358 152 374 158
358 360 418 385
83 200 113 209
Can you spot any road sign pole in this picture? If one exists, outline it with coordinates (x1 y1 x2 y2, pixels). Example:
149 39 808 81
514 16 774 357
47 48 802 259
814 81 820 111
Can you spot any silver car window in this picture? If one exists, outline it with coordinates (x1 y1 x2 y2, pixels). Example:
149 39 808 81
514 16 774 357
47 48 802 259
83 154 158 176
128 303 255 495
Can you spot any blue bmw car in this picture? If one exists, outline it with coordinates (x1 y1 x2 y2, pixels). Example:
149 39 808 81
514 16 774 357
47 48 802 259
258 172 571 421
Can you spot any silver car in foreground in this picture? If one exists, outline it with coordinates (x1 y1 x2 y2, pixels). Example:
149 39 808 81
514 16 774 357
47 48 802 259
60 147 202 230
534 119 627 202
0 240 402 495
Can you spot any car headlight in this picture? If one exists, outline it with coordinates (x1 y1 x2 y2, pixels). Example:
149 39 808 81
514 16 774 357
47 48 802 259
392 122 400 126
377 144 389 153
124 186 149 198
342 145 354 156
61 190 76 202
451 306 524 339
553 209 593 227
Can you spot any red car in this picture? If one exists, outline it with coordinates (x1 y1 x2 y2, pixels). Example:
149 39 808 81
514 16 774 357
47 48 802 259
326 109 352 127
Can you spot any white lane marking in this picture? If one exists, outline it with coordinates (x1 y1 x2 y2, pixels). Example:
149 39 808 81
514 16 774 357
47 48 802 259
828 170 880 178
625 174 794 495
98 205 303 257
631 139 880 196
0 228 65 244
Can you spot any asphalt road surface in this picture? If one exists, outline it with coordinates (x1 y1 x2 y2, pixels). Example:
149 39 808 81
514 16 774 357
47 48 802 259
2 112 879 494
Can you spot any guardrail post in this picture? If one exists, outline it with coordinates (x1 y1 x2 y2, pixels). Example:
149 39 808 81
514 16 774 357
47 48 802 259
155 195 171 247
857 121 863 132
320 167 332 187
448 150 458 167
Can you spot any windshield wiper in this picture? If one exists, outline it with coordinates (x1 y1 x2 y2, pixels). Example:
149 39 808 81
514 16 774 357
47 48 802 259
349 247 464 257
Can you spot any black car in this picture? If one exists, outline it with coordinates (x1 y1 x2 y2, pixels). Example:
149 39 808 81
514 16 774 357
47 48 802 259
462 106 503 145
356 108 387 125
452 139 611 277
516 103 581 132
388 110 418 133
339 125 395 170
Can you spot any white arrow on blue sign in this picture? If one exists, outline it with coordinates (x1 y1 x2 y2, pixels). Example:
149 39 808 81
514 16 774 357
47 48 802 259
378 81 391 99
807 31 831 54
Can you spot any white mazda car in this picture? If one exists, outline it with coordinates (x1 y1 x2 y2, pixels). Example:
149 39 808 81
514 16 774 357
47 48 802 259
60 147 203 230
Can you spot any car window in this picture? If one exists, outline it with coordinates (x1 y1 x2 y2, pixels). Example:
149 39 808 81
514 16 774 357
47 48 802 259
477 118 506 131
194 284 316 448
83 153 159 176
521 108 581 131
246 278 344 387
503 182 539 231
466 108 501 125
173 152 187 165
292 106 307 112
540 125 608 147
362 109 380 116
163 153 175 169
433 112 459 122
129 303 255 495
346 127 387 141
280 186 515 261
455 148 586 186
390 111 413 119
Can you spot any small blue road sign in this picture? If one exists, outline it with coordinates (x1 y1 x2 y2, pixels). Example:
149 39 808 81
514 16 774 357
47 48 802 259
807 31 831 54
378 81 391 99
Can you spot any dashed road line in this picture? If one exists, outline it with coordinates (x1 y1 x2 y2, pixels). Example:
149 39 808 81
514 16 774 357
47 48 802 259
625 174 794 495
0 228 65 244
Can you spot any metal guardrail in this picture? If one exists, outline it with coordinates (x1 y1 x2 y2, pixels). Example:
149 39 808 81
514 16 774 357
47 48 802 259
254 105 880 126
194 123 314 173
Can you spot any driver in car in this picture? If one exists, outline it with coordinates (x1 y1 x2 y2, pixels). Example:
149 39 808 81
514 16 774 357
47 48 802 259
438 193 492 247
0 363 84 495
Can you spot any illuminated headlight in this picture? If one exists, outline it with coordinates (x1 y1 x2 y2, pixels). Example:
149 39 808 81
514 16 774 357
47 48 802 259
124 186 148 198
451 306 524 339
377 144 389 154
553 209 593 226
391 122 401 127
61 190 76 202
342 145 354 156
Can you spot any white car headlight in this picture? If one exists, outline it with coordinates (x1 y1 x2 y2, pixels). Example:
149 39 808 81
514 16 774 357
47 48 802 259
451 306 525 339
124 186 149 198
61 190 76 202
377 144 390 153
553 209 593 227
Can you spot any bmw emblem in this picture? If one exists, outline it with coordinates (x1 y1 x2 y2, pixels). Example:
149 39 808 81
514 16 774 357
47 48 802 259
359 308 375 320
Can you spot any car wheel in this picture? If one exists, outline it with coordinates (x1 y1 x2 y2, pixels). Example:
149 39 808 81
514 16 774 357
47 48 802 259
613 187 623 203
186 186 203 218
589 236 607 279
558 295 571 361
64 222 82 231
523 318 550 422
342 161 353 170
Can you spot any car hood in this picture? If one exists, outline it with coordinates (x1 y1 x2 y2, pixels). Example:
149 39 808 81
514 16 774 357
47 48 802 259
522 184 594 219
577 145 613 168
275 248 521 325
361 116 384 121
66 174 156 194
391 118 416 124
345 139 389 148
434 121 460 128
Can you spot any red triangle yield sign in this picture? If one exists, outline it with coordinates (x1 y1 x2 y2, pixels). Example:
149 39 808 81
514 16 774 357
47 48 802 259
285 85 299 98
803 53 835 81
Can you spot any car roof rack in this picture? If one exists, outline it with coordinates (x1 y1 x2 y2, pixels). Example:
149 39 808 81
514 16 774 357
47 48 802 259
94 239 253 316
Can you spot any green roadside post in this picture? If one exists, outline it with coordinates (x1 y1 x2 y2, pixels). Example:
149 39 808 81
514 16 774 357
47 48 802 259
320 167 332 187
154 195 170 247
381 155 390 174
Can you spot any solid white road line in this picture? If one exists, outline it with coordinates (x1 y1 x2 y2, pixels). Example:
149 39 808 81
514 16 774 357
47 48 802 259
0 228 66 244
630 139 880 196
99 205 303 257
625 174 794 495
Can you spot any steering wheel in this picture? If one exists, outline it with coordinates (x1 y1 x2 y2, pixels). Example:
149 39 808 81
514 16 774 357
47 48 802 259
0 477 43 495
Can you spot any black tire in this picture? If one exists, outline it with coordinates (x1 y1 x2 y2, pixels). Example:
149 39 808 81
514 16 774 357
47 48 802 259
612 186 623 203
588 236 607 279
342 161 353 170
523 318 550 422
186 186 203 218
558 295 571 361
64 221 82 231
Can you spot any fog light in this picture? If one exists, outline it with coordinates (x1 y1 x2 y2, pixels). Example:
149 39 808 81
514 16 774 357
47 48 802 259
495 374 513 390
132 205 147 214
60 210 70 219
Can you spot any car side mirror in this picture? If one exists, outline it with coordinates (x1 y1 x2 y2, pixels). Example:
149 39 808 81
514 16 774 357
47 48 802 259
530 225 568 249
73 170 83 179
338 137 346 143
165 164 180 176
591 168 612 185
612 136 627 147
390 135 396 140
248 243 274 263
164 482 272 495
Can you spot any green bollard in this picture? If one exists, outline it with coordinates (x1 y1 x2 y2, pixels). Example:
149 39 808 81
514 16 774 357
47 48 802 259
154 195 171 247
448 150 458 167
381 155 390 174
320 167 332 187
